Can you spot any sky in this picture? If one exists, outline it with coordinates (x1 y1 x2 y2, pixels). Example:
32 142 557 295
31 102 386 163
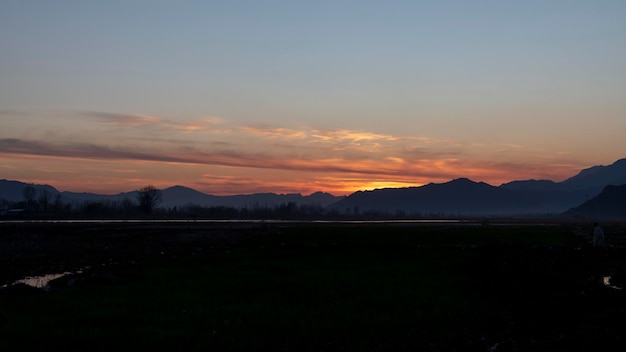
1 0 625 196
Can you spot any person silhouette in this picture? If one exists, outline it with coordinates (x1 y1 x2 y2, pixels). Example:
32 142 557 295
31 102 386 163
593 222 605 247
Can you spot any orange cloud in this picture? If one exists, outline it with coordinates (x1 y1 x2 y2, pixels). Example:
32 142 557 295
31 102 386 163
0 110 592 195
171 117 226 132
239 125 308 139
81 111 162 126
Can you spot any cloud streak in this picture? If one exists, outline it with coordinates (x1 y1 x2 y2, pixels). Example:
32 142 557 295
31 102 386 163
0 135 576 188
80 111 162 126
76 111 226 132
0 110 588 194
0 139 196 164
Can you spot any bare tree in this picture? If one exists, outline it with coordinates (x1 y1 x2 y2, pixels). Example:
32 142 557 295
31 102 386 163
54 194 64 210
137 185 162 214
39 189 51 212
22 186 37 210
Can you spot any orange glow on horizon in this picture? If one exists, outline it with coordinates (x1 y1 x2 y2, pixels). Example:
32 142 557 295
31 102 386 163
1 149 585 196
0 115 595 198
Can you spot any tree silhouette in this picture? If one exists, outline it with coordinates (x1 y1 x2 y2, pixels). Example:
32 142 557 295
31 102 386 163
38 189 51 212
137 185 162 214
22 186 37 210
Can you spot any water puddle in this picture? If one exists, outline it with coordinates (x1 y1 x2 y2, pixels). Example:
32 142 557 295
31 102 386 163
602 276 622 290
2 269 86 291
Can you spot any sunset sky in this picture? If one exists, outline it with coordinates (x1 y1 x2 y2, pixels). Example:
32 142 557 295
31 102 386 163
1 1 625 196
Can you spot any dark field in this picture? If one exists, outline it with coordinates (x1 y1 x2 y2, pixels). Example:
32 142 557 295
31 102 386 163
2 221 626 351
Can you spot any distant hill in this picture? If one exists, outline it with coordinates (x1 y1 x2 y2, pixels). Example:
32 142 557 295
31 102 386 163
331 178 501 215
562 184 626 220
499 179 563 192
60 190 137 204
560 158 626 191
501 158 626 193
333 158 626 216
0 179 61 203
161 186 220 207
2 157 625 216
160 187 341 208
0 180 341 209
330 178 583 216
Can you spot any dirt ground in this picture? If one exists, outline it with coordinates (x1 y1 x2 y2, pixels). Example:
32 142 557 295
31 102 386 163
2 221 626 351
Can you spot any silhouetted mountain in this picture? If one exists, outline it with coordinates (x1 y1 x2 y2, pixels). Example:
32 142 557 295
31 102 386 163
562 184 626 220
498 180 593 213
330 178 577 216
60 190 137 204
308 191 344 206
0 179 341 210
0 179 61 203
500 179 563 192
2 158 625 216
501 159 626 194
561 159 626 191
156 186 341 208
333 157 626 216
186 192 341 209
161 186 220 207
61 187 342 209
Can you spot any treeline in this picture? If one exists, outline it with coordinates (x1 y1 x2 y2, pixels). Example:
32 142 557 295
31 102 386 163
1 185 441 220
1 197 451 220
0 185 151 219
0 198 336 220
1 185 339 219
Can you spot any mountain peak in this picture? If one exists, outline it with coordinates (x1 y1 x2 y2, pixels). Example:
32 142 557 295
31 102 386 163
563 184 626 219
164 185 200 192
449 177 476 184
442 178 490 188
561 157 626 190
612 158 626 166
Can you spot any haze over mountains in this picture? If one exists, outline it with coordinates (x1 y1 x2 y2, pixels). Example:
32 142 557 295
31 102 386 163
0 181 341 210
563 184 626 220
1 158 625 218
334 158 626 217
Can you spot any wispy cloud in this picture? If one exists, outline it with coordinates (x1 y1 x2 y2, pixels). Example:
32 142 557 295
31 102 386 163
35 167 77 174
0 139 195 164
310 129 400 142
173 117 225 132
241 125 403 143
239 125 308 139
80 111 162 126
77 111 227 133
0 110 588 194
0 136 573 187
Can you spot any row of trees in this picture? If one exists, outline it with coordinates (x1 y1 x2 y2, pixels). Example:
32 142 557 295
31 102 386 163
1 185 163 218
3 185 352 219
3 185 442 220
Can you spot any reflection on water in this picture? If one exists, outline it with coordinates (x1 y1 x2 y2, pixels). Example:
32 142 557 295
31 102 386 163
603 276 622 290
15 273 71 288
2 270 84 291
1 219 463 224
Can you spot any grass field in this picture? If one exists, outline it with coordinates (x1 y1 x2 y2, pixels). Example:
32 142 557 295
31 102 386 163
1 222 626 351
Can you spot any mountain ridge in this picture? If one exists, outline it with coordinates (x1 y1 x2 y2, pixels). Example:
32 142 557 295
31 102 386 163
2 157 625 216
562 184 626 220
0 179 342 209
331 158 626 216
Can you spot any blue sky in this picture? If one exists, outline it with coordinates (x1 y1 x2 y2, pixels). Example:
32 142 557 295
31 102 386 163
1 1 625 194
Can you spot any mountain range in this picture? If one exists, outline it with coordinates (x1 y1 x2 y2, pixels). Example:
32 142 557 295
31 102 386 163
0 181 342 209
1 158 625 218
562 184 626 220
331 158 626 217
